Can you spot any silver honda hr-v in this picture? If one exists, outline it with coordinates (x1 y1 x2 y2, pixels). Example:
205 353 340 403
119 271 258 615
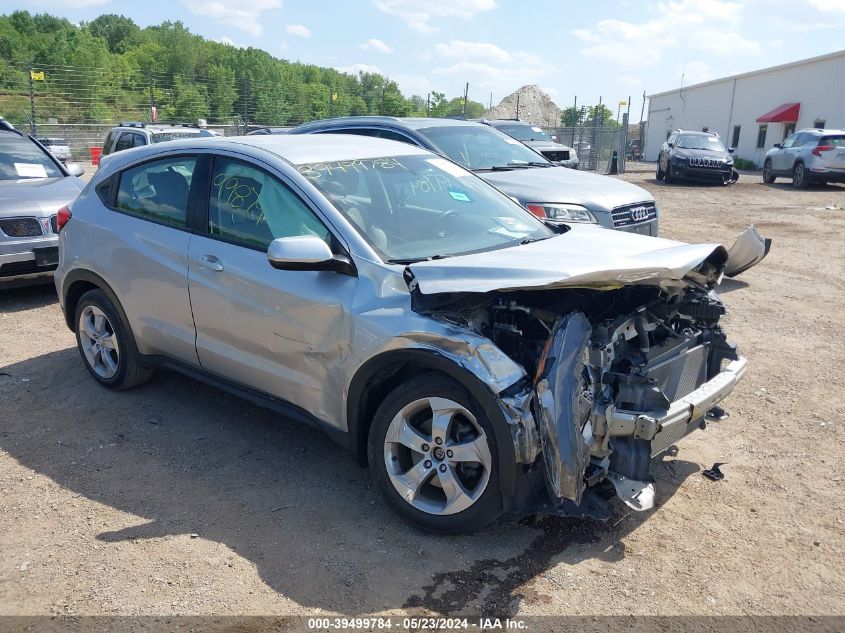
55 134 750 533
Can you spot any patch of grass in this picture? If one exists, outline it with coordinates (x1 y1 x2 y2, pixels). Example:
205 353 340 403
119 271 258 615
734 158 758 171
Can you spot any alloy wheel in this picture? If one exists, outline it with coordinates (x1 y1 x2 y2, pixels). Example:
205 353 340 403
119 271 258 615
383 396 492 516
78 305 120 379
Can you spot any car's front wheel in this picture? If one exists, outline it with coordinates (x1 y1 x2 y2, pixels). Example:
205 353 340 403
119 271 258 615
762 159 776 184
664 161 674 183
75 289 152 390
656 162 665 180
368 374 502 533
792 162 809 189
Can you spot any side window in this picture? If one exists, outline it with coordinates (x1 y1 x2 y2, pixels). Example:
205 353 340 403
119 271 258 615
781 133 798 149
209 157 330 250
756 125 768 149
115 156 197 227
130 133 147 148
103 131 118 155
801 134 818 147
114 133 133 153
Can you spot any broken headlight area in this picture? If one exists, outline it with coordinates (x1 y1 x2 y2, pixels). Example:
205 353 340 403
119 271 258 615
415 282 744 518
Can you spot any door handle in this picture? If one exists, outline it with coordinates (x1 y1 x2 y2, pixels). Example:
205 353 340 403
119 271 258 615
197 254 224 272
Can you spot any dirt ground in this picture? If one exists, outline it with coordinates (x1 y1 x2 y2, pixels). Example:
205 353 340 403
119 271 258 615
1 165 843 620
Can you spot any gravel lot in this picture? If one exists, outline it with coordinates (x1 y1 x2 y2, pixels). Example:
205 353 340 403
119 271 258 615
1 165 843 619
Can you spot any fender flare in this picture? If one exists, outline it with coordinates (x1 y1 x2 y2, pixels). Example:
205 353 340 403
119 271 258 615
346 348 520 507
60 268 128 333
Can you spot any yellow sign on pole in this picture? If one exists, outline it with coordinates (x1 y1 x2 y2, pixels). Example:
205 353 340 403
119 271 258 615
30 70 45 81
618 100 628 106
332 92 338 102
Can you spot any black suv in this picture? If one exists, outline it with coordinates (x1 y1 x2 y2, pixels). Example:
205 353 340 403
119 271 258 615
657 130 735 184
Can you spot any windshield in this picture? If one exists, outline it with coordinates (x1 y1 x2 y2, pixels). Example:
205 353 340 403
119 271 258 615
676 134 726 151
495 124 552 142
0 137 63 180
297 154 553 263
151 131 202 143
417 125 549 171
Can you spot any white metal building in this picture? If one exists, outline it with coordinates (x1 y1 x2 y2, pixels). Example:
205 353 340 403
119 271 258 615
644 50 845 166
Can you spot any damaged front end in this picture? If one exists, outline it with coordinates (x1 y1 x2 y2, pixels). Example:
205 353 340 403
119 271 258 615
407 247 749 518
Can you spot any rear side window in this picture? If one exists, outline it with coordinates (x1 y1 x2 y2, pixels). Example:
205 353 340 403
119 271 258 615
820 135 845 147
113 133 134 153
103 131 118 155
115 156 197 227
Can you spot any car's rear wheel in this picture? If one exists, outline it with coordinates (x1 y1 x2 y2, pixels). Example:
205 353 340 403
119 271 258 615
792 162 808 189
368 374 501 533
75 289 152 390
762 160 776 184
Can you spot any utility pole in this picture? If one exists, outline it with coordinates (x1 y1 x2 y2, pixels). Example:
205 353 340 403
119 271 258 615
381 85 386 115
146 70 157 123
515 93 520 119
571 95 577 147
426 92 431 117
462 82 469 118
242 78 249 130
28 66 36 135
639 90 647 160
489 92 492 110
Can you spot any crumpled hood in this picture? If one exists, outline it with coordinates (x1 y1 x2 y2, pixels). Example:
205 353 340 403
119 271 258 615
407 224 727 295
480 166 652 211
0 176 83 217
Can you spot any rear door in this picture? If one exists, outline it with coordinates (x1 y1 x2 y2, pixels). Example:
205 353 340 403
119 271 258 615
186 153 357 417
93 154 201 364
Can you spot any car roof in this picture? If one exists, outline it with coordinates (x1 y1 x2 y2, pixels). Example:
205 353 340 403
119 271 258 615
112 124 205 133
800 128 845 135
294 116 490 132
102 133 432 167
484 119 532 126
676 130 717 137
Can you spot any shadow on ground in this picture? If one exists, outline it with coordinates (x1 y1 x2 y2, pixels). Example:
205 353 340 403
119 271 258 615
0 348 697 616
0 282 57 314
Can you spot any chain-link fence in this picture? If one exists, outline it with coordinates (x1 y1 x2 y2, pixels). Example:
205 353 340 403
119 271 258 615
1 62 641 173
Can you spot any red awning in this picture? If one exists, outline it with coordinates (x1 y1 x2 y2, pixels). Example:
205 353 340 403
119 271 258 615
756 103 800 123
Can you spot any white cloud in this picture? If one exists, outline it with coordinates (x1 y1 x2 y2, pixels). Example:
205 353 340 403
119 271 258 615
393 73 432 96
215 36 247 48
183 0 281 36
615 75 643 88
29 0 109 6
359 38 393 53
434 40 512 63
285 24 311 38
806 0 845 11
428 39 553 94
337 63 383 76
768 38 784 47
681 61 715 85
574 0 760 71
373 0 496 34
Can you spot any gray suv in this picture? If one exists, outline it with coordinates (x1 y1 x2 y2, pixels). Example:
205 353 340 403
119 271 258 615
289 117 658 236
763 128 845 188
102 122 221 157
481 119 579 169
55 134 748 533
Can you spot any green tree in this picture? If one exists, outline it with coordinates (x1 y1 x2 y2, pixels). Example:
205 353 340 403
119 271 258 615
87 14 140 54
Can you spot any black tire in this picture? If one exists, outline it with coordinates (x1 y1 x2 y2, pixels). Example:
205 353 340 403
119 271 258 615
655 162 665 180
762 160 776 184
74 288 152 390
367 373 502 534
664 162 674 183
792 162 808 189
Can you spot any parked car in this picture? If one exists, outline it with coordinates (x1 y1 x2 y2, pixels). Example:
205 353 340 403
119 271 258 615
763 128 845 188
0 128 84 288
101 122 221 157
657 130 735 184
625 138 643 161
481 119 579 169
288 117 659 236
55 134 753 532
38 137 72 163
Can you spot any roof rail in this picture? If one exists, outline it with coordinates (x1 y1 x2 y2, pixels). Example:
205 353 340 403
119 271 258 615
118 121 147 128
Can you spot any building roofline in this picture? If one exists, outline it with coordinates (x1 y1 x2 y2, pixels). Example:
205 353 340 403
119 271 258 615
647 49 845 98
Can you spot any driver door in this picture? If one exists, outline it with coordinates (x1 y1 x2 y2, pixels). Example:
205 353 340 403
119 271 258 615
773 133 798 173
187 154 357 418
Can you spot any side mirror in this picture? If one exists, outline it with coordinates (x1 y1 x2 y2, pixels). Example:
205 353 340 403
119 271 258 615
267 235 356 276
773 143 782 149
667 142 674 148
65 162 84 177
728 147 735 153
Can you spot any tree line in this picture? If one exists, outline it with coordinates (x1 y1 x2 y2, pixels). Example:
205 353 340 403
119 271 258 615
0 11 486 125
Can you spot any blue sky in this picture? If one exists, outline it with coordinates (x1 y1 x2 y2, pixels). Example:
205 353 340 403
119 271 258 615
4 0 845 112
